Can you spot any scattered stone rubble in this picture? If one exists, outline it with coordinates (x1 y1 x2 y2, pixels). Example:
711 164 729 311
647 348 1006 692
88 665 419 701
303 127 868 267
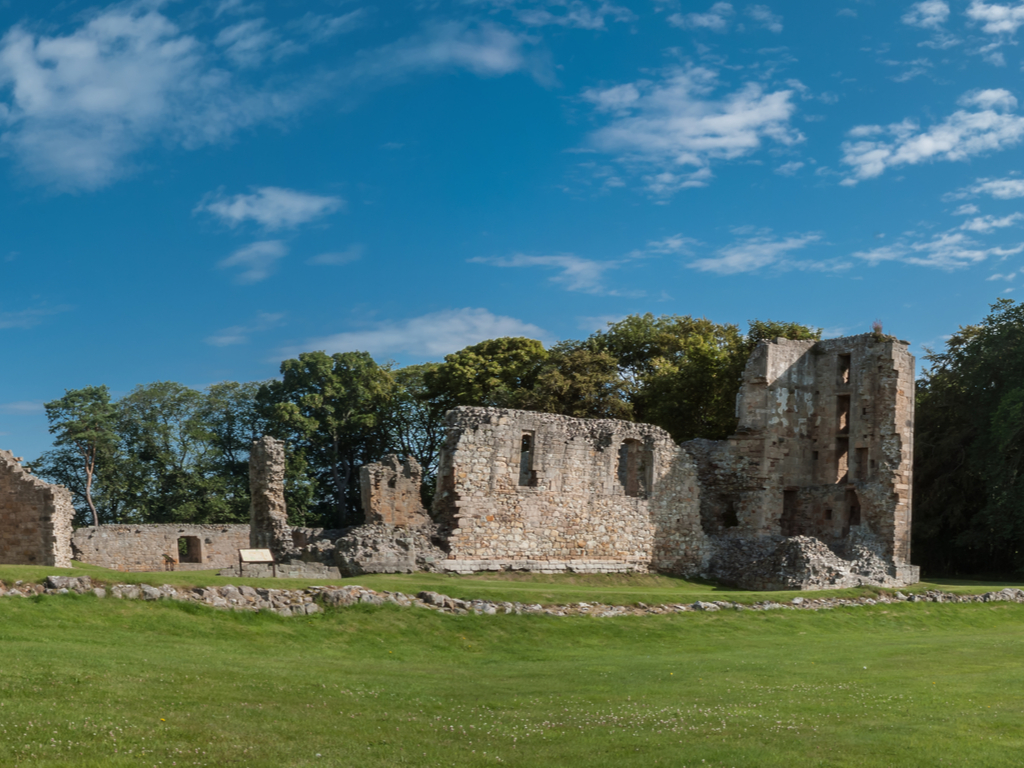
10 575 1023 618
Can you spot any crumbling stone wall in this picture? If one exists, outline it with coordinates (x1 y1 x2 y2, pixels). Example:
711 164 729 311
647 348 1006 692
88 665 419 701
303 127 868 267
0 450 73 567
72 524 249 571
432 407 705 575
689 334 919 588
248 435 296 561
360 455 431 527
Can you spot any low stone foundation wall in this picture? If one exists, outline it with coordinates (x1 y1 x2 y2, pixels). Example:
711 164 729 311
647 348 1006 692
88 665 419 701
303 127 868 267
441 558 639 575
72 524 250 571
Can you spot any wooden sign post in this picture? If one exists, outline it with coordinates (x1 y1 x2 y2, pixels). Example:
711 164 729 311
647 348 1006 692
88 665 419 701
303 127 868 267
238 548 276 578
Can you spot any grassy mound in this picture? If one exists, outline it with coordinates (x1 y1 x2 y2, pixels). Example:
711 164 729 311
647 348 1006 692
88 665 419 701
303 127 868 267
0 590 1021 766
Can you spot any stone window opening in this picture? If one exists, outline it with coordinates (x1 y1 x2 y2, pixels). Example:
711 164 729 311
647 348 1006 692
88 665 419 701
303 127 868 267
837 353 851 385
292 531 307 549
780 489 800 536
835 438 849 484
518 431 538 487
617 439 652 498
855 447 868 482
843 490 861 537
825 508 833 520
722 499 739 528
837 395 851 434
178 536 203 564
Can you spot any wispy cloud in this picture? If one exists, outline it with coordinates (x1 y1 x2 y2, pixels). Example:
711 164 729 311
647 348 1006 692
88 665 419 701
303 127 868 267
206 311 285 346
0 304 73 330
668 3 734 32
285 308 549 359
218 240 288 283
854 230 1024 269
199 187 344 230
307 244 363 266
470 253 621 293
841 89 1024 184
514 1 636 30
349 21 553 85
582 65 802 196
902 1 950 30
746 5 783 33
687 232 831 274
960 212 1024 232
0 4 310 191
775 160 804 175
948 175 1024 199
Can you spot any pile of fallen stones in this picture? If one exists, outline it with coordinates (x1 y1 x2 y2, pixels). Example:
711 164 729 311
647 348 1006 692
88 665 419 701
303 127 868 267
1 576 1021 618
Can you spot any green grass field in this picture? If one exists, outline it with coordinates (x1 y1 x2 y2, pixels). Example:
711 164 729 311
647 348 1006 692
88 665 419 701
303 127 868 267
0 567 1021 766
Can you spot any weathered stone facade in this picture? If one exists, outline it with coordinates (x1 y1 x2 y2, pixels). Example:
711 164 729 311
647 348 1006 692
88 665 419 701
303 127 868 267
248 435 296 561
689 334 919 589
360 455 431 528
0 450 73 567
432 408 705 574
71 524 250 571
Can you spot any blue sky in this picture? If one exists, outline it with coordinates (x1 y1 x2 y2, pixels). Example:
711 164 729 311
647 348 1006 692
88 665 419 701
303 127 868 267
2 0 1024 458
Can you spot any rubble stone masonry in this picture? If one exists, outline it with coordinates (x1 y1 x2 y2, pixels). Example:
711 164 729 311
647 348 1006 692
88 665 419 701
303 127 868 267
360 455 431 527
0 450 73 567
432 407 706 575
72 524 249 571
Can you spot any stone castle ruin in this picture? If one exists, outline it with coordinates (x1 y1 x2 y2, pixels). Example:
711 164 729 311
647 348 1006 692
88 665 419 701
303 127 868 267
2 333 920 590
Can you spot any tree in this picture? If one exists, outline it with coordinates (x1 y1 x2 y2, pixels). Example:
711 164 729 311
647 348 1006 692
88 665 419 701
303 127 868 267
423 337 548 410
43 386 116 526
261 351 395 527
914 299 1024 575
519 344 633 420
587 315 820 442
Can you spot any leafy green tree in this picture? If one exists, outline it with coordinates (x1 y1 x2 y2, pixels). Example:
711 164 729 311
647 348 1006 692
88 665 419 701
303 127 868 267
423 337 548 410
261 351 395 527
914 299 1024 575
42 386 116 525
519 344 633 420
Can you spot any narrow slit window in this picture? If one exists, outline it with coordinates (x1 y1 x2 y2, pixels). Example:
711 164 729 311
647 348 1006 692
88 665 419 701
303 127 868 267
837 395 851 434
618 439 651 498
838 353 851 385
835 439 849 484
518 432 537 487
856 447 868 482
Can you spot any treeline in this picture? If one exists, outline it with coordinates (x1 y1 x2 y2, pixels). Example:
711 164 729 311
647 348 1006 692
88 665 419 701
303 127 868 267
913 299 1024 576
34 314 818 529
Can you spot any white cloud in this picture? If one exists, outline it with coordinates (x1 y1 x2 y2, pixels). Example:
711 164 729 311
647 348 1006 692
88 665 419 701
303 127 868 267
959 88 1018 111
307 244 363 266
0 401 44 414
841 92 1024 184
470 253 620 293
967 1 1024 35
775 160 804 175
205 312 285 347
837 8 857 17
218 240 288 283
954 203 981 214
199 187 343 230
902 1 950 30
960 212 1024 231
668 3 734 32
288 308 549 359
583 65 802 195
948 175 1024 199
350 21 551 84
0 4 306 191
515 1 637 30
641 234 701 254
746 5 783 33
688 233 825 274
854 230 1024 269
987 271 1017 279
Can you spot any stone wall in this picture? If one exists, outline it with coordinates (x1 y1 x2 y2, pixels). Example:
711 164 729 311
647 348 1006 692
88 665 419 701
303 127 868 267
360 455 431 527
688 333 919 588
72 524 250 571
432 407 705 575
0 450 73 567
248 435 296 561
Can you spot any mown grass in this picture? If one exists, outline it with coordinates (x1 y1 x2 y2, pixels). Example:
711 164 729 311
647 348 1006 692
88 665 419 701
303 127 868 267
7 562 1022 607
0 592 1021 766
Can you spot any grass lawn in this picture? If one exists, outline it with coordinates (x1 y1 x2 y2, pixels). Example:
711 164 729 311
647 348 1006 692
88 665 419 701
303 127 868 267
0 585 1021 767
